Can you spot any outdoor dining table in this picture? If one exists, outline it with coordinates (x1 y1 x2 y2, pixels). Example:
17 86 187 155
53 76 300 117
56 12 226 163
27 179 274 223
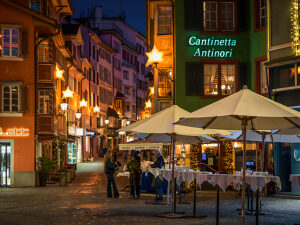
289 174 300 192
146 168 282 225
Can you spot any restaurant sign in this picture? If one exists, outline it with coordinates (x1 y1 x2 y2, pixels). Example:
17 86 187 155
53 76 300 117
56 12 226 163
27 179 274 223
188 36 237 58
0 127 29 137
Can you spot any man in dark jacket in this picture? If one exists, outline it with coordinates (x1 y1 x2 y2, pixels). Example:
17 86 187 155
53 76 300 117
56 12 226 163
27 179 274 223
104 151 120 198
151 150 165 201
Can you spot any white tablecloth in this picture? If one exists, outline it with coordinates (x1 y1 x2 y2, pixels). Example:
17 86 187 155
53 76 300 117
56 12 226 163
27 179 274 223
290 174 300 191
235 175 281 191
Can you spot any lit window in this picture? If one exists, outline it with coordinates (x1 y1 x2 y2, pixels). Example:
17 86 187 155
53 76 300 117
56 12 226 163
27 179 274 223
2 28 19 57
221 65 235 95
260 61 268 93
203 2 217 31
39 90 50 114
158 6 172 35
29 1 40 12
158 69 172 98
2 85 20 112
38 40 49 62
204 64 236 96
204 64 218 95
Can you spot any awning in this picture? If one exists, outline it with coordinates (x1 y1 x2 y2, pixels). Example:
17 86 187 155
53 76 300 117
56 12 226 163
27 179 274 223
119 139 170 151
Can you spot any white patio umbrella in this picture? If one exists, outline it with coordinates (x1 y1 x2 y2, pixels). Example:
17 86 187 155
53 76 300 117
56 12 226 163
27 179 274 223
118 105 230 213
176 86 300 223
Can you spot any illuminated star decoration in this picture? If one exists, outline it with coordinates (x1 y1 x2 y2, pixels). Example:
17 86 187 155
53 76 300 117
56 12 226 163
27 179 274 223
79 99 87 108
291 0 300 55
63 87 73 99
146 45 163 67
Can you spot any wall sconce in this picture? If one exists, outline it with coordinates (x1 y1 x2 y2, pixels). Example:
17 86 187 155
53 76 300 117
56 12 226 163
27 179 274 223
75 110 82 120
105 119 109 125
60 101 68 111
63 87 73 99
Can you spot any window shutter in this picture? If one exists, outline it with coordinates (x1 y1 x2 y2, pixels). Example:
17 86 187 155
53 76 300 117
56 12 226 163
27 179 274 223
185 0 203 30
238 0 248 32
21 85 29 114
20 28 29 58
238 63 248 90
186 62 204 96
49 89 54 115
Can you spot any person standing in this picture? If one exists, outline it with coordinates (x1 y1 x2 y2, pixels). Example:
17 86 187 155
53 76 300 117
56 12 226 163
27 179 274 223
127 151 142 199
151 150 165 201
104 151 120 198
123 150 128 163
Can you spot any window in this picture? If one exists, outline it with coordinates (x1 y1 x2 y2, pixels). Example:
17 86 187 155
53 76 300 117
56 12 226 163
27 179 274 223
2 28 19 57
220 2 234 31
38 40 49 62
126 105 130 112
113 40 120 52
141 64 145 75
29 1 40 12
203 1 235 32
204 64 235 96
132 105 136 112
116 100 121 109
260 61 268 93
124 87 130 95
114 58 121 70
158 74 172 98
203 2 218 31
104 68 108 82
254 0 266 30
133 73 137 83
132 88 136 97
270 64 300 90
259 0 266 27
123 70 129 80
158 6 172 35
39 90 49 114
3 85 20 113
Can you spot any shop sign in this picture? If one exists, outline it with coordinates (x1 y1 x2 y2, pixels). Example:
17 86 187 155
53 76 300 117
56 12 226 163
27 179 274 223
76 128 83 136
68 125 76 135
0 127 29 137
85 131 95 136
188 36 237 58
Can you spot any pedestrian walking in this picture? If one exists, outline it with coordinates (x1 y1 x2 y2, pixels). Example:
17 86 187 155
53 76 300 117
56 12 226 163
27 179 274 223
127 151 142 199
151 150 165 201
104 151 120 198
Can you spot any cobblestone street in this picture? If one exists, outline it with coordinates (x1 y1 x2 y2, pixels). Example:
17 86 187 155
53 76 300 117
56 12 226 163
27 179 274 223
0 160 299 225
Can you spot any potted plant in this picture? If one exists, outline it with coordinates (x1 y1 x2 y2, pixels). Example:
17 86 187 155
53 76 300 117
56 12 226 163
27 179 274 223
37 157 54 187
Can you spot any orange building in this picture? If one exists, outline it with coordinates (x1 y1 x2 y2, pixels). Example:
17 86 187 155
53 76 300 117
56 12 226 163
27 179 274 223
0 0 72 187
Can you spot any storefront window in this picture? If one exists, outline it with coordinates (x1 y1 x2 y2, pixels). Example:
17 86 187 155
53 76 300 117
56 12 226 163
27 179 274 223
221 64 235 95
270 64 296 89
158 69 172 98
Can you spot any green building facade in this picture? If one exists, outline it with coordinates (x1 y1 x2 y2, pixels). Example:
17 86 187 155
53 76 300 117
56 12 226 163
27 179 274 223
174 0 267 112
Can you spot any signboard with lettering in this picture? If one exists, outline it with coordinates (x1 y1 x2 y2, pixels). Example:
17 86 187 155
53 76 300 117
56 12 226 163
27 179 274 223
0 128 29 137
188 36 237 58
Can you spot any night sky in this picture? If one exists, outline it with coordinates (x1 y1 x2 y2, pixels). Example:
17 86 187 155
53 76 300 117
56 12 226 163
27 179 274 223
71 0 146 35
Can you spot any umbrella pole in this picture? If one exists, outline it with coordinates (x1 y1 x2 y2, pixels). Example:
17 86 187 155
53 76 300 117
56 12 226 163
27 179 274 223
261 133 265 171
171 133 176 213
241 118 247 225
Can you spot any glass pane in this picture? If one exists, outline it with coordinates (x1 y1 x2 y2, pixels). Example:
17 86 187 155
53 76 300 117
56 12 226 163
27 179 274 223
204 64 218 95
221 64 235 95
12 29 19 44
12 106 18 112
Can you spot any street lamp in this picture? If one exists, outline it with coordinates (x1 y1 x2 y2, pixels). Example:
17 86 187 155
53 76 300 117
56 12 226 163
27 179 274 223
126 120 130 125
60 101 68 111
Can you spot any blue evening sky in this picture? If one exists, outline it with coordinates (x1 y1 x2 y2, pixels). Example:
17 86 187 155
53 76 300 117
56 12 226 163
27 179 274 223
71 0 146 35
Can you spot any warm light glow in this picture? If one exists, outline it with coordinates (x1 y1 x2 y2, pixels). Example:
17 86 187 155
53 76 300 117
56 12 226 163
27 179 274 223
234 142 238 148
291 0 300 55
105 119 109 125
0 127 29 136
126 121 130 125
221 84 226 90
79 99 87 108
149 87 154 95
203 143 218 147
60 102 68 111
119 131 126 135
63 87 73 99
146 99 151 108
75 111 82 119
56 65 65 80
146 45 163 67
93 105 100 113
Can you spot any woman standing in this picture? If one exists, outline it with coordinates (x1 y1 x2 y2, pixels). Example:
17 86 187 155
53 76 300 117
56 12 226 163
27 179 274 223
127 151 142 199
104 151 120 198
